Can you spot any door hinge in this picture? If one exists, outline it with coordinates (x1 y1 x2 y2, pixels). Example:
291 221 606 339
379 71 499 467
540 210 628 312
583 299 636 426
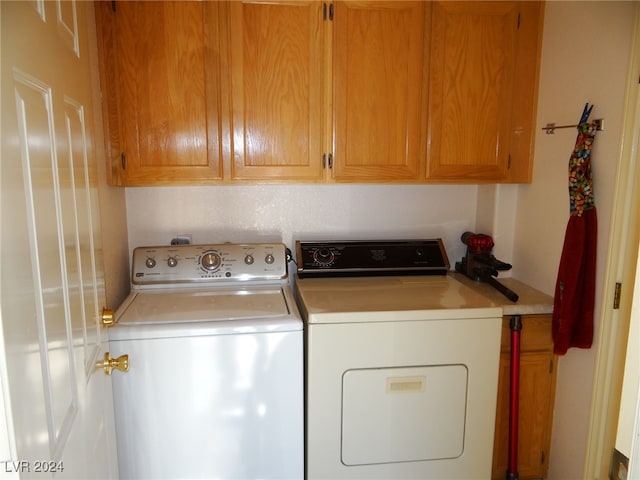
613 282 622 309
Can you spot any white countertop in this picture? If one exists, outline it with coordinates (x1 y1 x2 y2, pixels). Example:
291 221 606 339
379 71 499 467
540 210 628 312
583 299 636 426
294 274 503 323
294 273 554 323
450 273 554 316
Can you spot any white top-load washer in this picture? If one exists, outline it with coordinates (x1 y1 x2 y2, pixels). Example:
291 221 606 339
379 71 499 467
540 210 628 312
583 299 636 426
110 243 303 480
294 240 502 480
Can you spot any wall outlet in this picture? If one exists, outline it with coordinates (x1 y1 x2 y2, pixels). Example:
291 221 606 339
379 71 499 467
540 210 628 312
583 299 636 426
170 234 192 245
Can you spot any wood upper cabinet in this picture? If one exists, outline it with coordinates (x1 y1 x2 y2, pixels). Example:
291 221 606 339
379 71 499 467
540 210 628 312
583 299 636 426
427 1 544 183
224 1 430 183
95 1 223 185
95 1 543 185
492 315 557 479
331 1 430 182
222 1 325 181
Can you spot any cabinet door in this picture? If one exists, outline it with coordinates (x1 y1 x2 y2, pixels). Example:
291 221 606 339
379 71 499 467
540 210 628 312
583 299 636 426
427 1 518 182
492 352 556 479
492 315 557 480
225 1 325 181
96 1 223 185
332 1 429 182
506 1 544 182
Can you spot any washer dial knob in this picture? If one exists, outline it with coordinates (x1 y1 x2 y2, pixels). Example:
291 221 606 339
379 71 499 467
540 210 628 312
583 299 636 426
265 253 275 265
145 257 156 268
244 255 255 265
201 252 222 271
167 257 178 267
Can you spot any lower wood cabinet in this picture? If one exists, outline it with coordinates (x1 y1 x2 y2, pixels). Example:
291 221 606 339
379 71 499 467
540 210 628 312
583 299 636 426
492 314 557 479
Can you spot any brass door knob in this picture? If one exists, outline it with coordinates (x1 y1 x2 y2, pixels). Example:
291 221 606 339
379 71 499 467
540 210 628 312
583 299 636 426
96 352 129 375
101 308 115 327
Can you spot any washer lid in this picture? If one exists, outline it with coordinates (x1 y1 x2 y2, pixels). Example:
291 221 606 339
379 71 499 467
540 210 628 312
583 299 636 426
111 285 301 340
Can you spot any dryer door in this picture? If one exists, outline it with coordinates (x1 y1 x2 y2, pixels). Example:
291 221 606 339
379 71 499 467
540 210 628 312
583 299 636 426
342 364 468 465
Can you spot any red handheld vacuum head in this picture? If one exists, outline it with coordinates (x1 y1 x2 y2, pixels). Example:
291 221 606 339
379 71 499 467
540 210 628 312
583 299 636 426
461 232 495 254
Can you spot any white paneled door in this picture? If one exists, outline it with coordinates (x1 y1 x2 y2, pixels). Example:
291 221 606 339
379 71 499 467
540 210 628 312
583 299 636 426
1 1 118 478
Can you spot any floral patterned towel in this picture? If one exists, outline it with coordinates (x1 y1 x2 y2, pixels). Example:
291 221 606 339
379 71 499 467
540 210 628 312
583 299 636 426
552 104 598 355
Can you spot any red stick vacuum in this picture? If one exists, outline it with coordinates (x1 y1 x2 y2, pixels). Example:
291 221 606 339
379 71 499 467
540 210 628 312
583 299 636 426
507 315 522 480
455 233 521 478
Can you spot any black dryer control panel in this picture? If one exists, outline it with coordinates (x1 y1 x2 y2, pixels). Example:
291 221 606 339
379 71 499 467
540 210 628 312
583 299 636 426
295 239 450 278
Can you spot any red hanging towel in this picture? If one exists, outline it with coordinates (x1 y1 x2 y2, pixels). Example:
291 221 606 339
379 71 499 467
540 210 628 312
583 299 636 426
552 105 599 355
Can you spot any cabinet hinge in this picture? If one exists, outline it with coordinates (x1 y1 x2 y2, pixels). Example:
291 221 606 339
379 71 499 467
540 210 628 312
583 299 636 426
613 282 622 309
322 153 326 169
541 450 546 465
517 12 521 29
508 154 512 169
549 358 553 374
323 3 333 21
120 153 126 170
328 153 333 169
111 0 116 13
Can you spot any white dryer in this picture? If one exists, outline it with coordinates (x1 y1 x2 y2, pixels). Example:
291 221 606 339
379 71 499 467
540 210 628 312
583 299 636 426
294 240 502 480
109 243 303 480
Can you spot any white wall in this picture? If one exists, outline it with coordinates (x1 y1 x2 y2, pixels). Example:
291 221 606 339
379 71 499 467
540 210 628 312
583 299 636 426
87 2 130 309
125 184 479 269
510 2 636 478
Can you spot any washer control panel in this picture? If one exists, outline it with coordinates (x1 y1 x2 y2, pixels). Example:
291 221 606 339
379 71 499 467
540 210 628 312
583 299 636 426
131 243 288 287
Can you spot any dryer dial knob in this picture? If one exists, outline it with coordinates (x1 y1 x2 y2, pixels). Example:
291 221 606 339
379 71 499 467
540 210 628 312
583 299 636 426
201 252 221 271
244 255 255 265
265 253 275 265
167 257 178 267
313 248 334 265
145 257 156 268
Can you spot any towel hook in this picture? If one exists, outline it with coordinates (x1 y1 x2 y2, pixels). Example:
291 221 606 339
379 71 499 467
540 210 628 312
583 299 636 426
543 118 604 135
